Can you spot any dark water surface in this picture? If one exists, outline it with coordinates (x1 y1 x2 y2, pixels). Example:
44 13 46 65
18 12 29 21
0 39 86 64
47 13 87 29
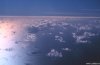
0 16 100 65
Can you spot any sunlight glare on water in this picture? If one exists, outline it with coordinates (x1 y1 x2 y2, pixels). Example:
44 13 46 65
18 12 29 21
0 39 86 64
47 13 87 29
0 20 27 65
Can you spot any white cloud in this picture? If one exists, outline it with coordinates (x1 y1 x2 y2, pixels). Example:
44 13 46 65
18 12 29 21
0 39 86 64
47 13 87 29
72 32 96 43
59 32 64 35
62 48 70 51
47 49 63 58
78 25 91 30
55 35 65 43
84 32 96 37
24 33 36 42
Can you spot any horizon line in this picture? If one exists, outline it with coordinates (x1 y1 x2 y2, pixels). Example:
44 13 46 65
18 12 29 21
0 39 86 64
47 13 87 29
0 16 100 18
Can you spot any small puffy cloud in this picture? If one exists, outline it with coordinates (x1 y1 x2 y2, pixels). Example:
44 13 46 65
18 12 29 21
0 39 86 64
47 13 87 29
62 48 71 51
78 25 92 30
24 33 36 42
72 32 88 43
55 35 65 43
84 32 96 37
59 32 64 35
61 22 69 26
47 49 63 58
48 32 52 35
50 23 57 26
76 38 88 43
72 31 96 43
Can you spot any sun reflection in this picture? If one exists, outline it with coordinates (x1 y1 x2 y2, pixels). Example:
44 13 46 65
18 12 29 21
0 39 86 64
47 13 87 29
0 21 18 49
0 20 26 65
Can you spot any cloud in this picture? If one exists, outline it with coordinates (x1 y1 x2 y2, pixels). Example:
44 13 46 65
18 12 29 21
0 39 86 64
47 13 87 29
24 33 36 42
72 32 96 44
55 35 65 43
47 49 63 58
62 48 70 51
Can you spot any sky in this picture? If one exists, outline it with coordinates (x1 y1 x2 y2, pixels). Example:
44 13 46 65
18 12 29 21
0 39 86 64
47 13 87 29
0 0 100 16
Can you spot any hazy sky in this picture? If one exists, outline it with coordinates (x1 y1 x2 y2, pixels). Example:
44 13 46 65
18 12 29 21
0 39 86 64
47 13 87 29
0 0 100 16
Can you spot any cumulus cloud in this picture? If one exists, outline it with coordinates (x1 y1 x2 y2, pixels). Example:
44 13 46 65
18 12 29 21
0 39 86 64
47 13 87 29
62 48 70 51
47 49 63 58
72 32 96 43
59 32 64 35
78 25 92 30
24 33 36 42
55 35 65 43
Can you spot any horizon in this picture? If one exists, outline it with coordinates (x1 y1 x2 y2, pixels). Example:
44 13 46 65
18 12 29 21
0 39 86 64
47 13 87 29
0 16 100 18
